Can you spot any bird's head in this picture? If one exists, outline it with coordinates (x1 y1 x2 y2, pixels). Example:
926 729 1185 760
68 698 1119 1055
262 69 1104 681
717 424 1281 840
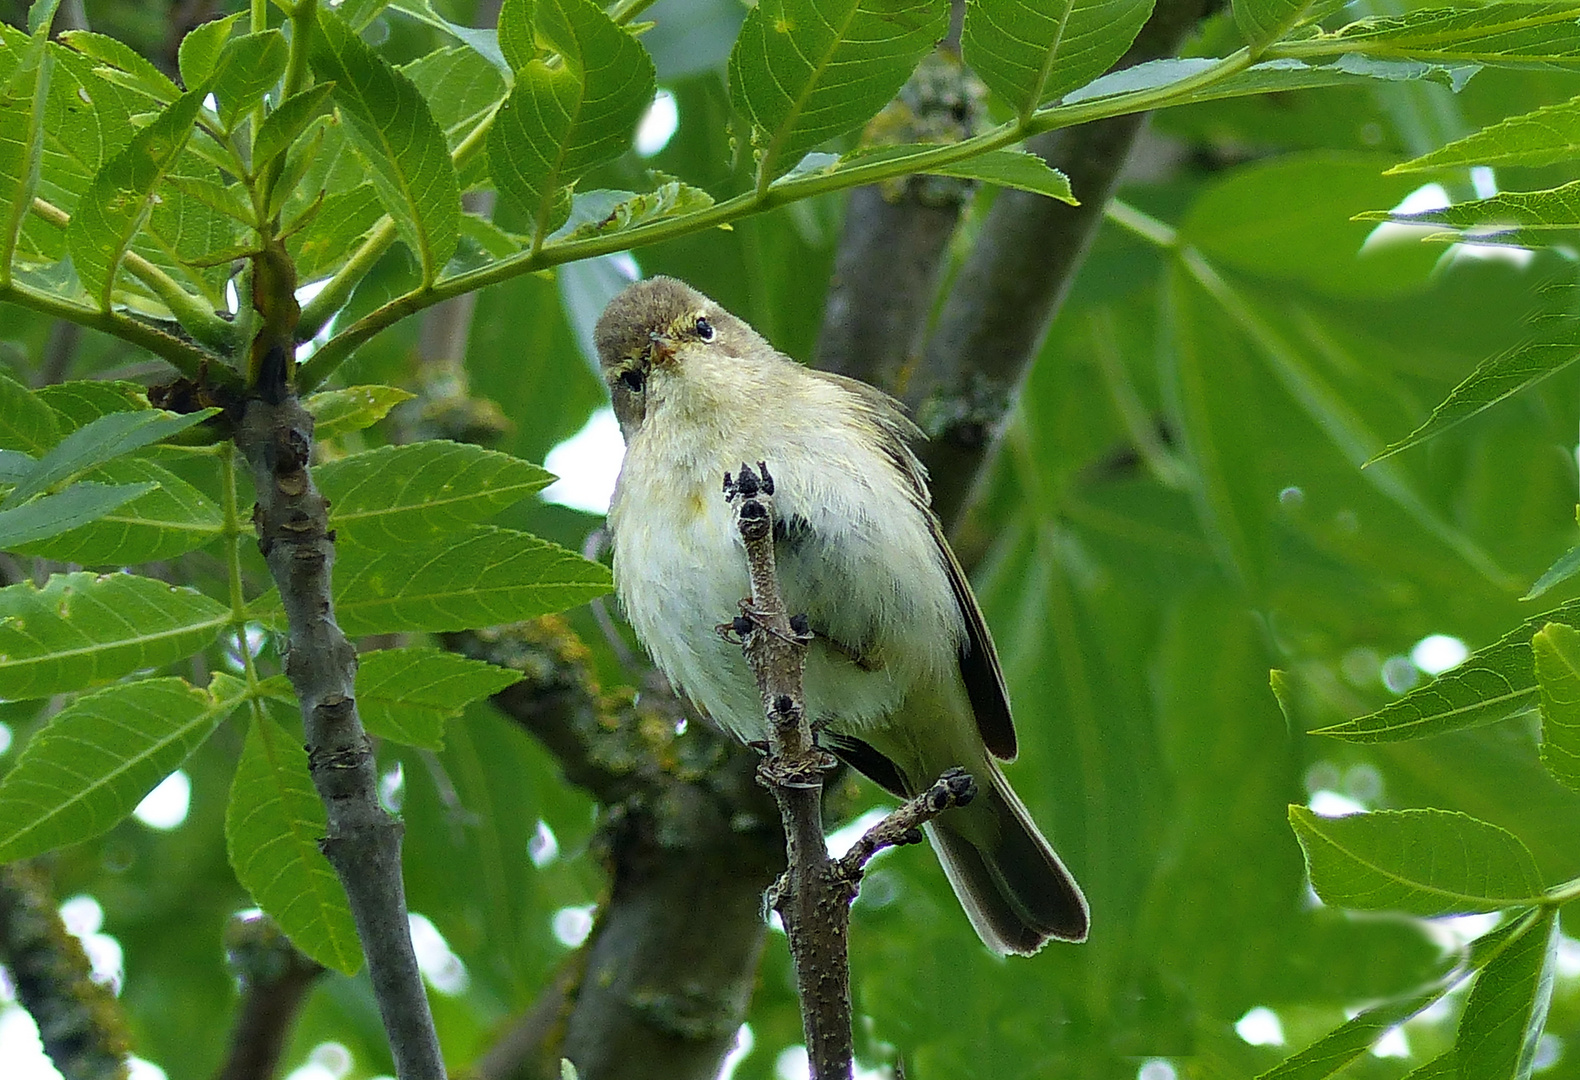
594 276 755 440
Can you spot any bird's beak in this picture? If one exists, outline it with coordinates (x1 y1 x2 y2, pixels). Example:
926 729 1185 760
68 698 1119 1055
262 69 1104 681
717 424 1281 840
648 330 676 365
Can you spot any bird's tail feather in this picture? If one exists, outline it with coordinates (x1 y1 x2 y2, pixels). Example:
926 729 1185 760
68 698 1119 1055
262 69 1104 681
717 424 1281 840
926 759 1088 955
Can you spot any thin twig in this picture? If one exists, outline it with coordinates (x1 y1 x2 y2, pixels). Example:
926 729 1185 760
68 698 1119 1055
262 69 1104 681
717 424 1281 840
722 463 975 1080
232 207 444 1078
724 462 849 1079
235 391 445 1080
834 768 978 880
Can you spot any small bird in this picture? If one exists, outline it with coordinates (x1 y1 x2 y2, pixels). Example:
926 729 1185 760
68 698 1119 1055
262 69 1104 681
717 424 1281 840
596 276 1088 954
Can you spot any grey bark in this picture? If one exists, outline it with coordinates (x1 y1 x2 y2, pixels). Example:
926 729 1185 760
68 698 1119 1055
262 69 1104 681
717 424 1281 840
236 393 444 1080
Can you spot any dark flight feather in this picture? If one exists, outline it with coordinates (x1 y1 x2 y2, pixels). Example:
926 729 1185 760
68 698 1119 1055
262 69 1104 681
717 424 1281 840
810 369 1018 761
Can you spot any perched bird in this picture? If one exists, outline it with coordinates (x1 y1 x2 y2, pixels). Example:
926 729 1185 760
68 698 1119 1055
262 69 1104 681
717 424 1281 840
596 276 1088 954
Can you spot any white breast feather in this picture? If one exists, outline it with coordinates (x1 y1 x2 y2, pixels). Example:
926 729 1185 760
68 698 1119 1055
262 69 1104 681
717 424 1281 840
608 354 962 744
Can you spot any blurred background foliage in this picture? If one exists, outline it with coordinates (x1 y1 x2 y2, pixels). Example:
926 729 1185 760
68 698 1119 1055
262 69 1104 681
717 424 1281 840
2 0 1580 1078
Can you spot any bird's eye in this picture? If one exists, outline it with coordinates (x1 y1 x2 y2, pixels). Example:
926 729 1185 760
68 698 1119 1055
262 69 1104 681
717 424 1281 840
618 368 646 393
695 316 715 341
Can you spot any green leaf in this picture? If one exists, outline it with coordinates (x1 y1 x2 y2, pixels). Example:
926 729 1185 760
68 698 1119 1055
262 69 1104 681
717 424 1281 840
26 0 61 36
1160 264 1269 590
487 0 655 240
460 210 527 255
1288 806 1544 916
962 0 1154 116
37 380 148 430
1233 0 1327 50
59 29 181 104
1370 283 1580 461
1390 94 1580 173
1176 253 1510 589
1396 1052 1456 1080
1254 978 1457 1080
0 21 51 283
1063 55 1476 109
13 28 142 226
286 179 385 281
65 88 206 310
826 145 1077 203
1363 180 1580 242
1183 153 1439 298
317 441 553 549
388 0 508 73
1305 4 1580 67
1314 601 1580 743
0 450 32 482
400 44 507 155
332 525 611 636
727 0 948 186
1256 914 1544 1080
12 457 226 565
0 571 230 700
924 149 1077 202
551 181 715 242
211 30 289 133
1457 909 1558 1080
227 709 363 975
311 7 459 282
0 482 155 550
342 0 396 33
0 675 241 862
2 408 217 509
0 362 58 455
177 13 242 89
1533 623 1580 794
1525 540 1580 602
304 384 416 439
355 646 521 748
252 83 337 174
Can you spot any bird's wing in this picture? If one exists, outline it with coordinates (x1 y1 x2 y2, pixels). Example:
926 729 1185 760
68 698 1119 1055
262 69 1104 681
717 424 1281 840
811 369 1018 761
929 515 1017 760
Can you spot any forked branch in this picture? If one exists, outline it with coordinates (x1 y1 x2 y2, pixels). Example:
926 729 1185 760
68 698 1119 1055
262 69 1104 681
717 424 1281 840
722 462 978 1080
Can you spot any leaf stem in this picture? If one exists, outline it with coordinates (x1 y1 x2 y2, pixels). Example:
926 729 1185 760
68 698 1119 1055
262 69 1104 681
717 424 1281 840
257 0 319 224
296 96 495 342
297 47 1259 388
606 0 661 24
1546 875 1580 906
0 276 219 383
219 444 263 690
30 197 239 353
295 218 401 340
1104 199 1180 248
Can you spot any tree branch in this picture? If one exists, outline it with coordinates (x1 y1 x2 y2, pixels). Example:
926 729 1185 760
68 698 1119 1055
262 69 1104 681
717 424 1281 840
0 277 220 385
232 236 444 1079
234 391 444 1080
813 13 983 388
833 768 978 880
213 915 326 1080
0 862 130 1080
902 0 1217 530
451 618 783 1080
722 462 849 1079
721 463 975 1080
